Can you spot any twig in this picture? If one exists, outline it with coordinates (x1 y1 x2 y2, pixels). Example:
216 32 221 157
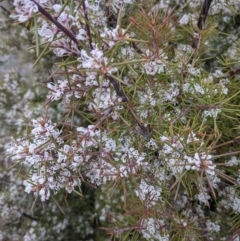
108 75 128 103
82 1 93 50
230 68 240 78
128 107 151 138
132 42 143 54
197 0 213 30
0 5 11 14
22 212 38 221
93 108 113 129
107 75 151 138
192 0 213 49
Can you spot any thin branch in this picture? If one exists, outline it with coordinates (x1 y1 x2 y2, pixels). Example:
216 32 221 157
107 75 151 138
197 0 213 30
82 1 93 50
132 42 143 54
93 108 113 129
22 212 39 221
0 5 11 15
230 68 240 78
128 107 151 138
192 0 213 49
107 75 128 103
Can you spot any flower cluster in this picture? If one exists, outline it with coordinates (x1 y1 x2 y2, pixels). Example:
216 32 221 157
159 131 217 197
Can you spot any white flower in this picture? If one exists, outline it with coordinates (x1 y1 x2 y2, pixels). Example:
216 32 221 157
206 220 220 233
213 70 224 78
185 152 215 175
179 14 189 25
53 4 62 13
194 83 205 94
77 125 95 137
135 179 162 207
227 156 239 166
188 66 201 76
31 117 60 139
11 0 38 22
76 29 87 40
23 180 33 194
141 218 169 240
39 187 50 201
196 187 211 205
203 108 221 118
142 49 167 76
162 82 180 104
38 21 57 42
23 228 37 241
78 45 117 74
47 79 71 101
101 25 129 47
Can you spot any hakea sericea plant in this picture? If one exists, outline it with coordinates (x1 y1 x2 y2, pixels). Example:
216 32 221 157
6 0 240 240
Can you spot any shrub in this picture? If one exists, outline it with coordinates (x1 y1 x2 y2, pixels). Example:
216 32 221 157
3 0 240 240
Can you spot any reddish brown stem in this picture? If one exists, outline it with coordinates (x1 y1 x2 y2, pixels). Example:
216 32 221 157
82 1 93 50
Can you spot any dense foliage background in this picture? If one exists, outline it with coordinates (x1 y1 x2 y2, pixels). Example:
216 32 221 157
1 0 240 240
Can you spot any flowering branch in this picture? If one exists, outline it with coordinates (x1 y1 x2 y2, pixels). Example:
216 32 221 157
30 0 79 45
